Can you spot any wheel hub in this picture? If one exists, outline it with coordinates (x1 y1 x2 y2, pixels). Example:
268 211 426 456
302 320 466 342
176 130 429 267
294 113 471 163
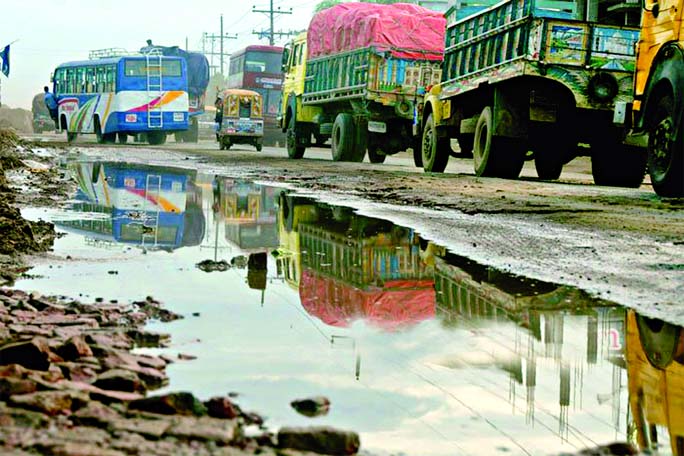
423 127 433 161
652 117 674 170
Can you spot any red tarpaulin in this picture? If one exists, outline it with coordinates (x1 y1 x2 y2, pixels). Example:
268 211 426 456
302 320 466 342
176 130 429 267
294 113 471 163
307 2 445 61
300 269 436 331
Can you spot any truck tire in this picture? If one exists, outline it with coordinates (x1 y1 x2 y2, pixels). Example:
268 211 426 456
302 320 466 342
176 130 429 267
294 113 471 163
351 117 367 162
332 113 355 162
186 118 199 143
421 113 449 172
368 146 387 164
473 107 525 178
286 111 305 159
591 142 646 188
534 152 563 180
648 94 684 196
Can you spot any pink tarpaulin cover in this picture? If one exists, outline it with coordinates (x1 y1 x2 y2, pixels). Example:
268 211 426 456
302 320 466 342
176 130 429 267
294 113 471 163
307 2 445 61
300 269 436 331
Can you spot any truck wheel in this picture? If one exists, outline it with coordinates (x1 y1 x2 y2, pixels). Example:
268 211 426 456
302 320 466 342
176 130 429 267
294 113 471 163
412 137 423 167
351 117 367 162
368 146 387 164
147 131 167 145
332 113 355 162
286 113 305 159
473 107 525 178
421 113 449 172
117 132 128 144
648 94 684 196
256 140 263 152
591 142 646 188
534 152 563 180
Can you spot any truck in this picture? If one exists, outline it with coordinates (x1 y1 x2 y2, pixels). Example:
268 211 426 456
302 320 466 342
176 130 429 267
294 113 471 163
616 0 684 196
280 3 445 163
417 0 646 186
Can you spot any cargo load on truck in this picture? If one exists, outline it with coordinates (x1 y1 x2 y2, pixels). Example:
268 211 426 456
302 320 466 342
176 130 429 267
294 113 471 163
280 2 446 163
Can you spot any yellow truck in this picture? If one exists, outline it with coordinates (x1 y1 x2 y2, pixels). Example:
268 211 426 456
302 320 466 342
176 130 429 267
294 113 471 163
279 3 444 163
615 0 684 196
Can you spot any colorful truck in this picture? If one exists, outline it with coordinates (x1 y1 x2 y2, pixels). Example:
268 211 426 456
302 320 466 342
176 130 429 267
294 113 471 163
280 3 444 163
417 0 646 186
615 0 684 196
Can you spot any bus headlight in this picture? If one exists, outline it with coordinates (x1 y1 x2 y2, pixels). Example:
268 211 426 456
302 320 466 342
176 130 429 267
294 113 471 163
588 73 618 103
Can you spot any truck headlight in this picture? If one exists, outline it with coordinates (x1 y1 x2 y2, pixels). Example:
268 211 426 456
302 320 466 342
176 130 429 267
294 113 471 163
588 73 618 103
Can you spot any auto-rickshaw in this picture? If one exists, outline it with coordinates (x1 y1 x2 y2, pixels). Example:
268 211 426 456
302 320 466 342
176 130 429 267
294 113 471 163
217 89 264 151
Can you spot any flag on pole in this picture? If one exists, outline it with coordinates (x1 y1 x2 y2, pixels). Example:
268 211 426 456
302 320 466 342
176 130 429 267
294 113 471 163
0 45 10 77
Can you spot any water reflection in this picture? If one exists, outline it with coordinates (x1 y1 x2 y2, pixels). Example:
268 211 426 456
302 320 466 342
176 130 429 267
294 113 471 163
30 160 684 455
63 162 205 251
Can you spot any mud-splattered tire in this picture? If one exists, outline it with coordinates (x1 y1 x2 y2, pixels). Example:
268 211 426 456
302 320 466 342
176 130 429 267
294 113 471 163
421 113 449 173
648 94 684 196
332 113 355 162
286 110 305 159
473 107 525 178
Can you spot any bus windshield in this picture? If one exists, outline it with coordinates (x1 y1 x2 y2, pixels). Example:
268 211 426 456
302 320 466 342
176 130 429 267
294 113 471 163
245 51 281 73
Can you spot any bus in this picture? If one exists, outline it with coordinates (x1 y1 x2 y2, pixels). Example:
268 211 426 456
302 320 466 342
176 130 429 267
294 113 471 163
53 55 189 145
62 161 205 250
227 45 285 146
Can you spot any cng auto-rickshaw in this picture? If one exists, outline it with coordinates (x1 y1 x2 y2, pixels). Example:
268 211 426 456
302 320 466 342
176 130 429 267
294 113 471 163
217 89 264 151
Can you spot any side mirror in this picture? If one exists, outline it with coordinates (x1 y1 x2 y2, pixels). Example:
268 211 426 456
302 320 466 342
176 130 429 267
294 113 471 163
643 0 660 17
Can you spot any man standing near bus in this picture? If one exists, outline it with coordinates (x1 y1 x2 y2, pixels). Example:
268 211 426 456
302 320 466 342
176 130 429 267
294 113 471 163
43 86 58 128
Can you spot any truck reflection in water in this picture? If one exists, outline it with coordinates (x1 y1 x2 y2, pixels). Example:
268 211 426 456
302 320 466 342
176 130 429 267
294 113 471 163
275 193 435 330
61 162 205 251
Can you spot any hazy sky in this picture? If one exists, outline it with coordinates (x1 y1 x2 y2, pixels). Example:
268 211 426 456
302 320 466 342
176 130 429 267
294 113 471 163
0 0 317 109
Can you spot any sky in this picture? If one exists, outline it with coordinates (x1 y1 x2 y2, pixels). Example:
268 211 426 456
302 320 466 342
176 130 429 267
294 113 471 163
0 0 318 109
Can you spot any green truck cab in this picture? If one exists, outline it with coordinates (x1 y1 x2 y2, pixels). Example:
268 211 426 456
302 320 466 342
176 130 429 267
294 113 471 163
417 0 645 186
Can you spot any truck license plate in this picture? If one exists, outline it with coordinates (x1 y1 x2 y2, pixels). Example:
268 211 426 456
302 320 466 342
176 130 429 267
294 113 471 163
368 121 387 133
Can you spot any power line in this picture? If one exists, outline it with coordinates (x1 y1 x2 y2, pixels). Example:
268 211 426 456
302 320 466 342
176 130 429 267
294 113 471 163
251 0 297 45
202 14 238 75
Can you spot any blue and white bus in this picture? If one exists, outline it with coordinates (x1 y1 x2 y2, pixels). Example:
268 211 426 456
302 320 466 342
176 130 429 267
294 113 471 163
53 55 189 145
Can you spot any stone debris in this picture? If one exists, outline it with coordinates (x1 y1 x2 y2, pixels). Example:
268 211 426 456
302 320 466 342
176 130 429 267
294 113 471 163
196 259 230 272
278 426 361 455
290 396 331 417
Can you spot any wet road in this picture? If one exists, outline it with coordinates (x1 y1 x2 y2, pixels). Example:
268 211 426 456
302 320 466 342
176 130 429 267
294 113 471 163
14 155 684 456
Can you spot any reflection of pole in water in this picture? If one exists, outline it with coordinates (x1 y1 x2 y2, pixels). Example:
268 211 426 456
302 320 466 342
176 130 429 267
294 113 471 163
587 314 598 364
526 339 536 424
559 364 570 441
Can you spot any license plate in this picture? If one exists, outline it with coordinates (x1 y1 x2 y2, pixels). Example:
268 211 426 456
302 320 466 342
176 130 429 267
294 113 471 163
368 121 387 133
173 112 184 122
125 114 137 123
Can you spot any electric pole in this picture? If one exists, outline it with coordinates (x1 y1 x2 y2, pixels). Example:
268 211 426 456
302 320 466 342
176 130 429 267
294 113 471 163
203 14 237 75
252 0 294 45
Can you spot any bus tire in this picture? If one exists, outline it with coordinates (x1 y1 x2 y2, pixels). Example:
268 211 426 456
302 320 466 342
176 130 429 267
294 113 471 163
421 113 449 173
148 131 167 145
648 93 684 196
67 132 77 143
591 142 646 188
332 113 355 162
117 132 128 144
94 118 105 144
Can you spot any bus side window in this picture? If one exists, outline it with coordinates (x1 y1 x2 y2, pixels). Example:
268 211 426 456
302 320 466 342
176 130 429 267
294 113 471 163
85 67 95 93
65 68 74 94
54 69 63 95
106 66 116 92
95 66 104 92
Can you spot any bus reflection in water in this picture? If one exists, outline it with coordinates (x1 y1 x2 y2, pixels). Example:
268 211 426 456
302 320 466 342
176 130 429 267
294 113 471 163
60 162 205 251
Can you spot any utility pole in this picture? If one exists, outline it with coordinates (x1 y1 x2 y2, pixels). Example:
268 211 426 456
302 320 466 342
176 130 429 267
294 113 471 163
252 0 294 45
203 15 237 75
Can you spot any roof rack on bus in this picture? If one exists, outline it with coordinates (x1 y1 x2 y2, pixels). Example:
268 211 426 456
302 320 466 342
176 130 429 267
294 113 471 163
88 48 130 60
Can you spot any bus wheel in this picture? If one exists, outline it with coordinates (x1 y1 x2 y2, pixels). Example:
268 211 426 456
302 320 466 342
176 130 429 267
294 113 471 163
368 146 387 164
591 141 646 188
636 314 681 369
421 113 449 173
648 94 684 196
473 107 525 178
95 119 105 144
147 131 167 145
67 132 77 143
332 113 355 162
286 114 305 159
117 133 128 144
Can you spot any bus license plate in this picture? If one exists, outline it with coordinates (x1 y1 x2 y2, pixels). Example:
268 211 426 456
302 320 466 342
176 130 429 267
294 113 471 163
125 114 137 123
173 113 184 122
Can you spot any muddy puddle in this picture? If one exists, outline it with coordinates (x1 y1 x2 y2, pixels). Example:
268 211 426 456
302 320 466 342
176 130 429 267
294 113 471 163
14 159 683 456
